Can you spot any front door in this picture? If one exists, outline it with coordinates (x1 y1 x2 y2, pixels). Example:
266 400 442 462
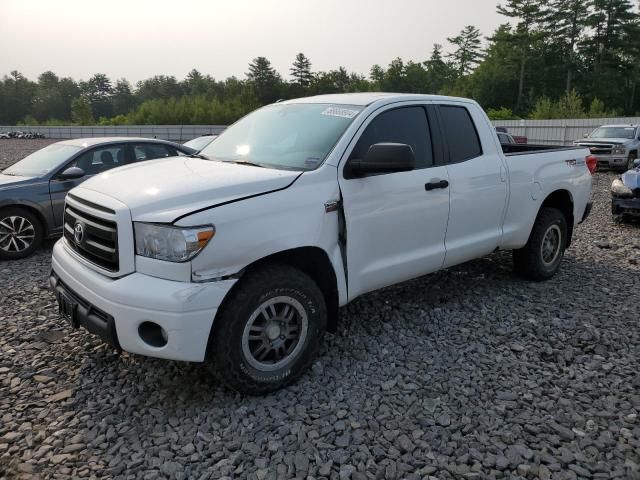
49 144 128 227
338 104 450 300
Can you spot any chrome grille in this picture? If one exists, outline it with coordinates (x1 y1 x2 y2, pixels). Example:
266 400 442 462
63 203 119 271
578 143 614 155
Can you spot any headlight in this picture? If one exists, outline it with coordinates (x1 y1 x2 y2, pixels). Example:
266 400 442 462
611 178 633 197
612 146 627 155
134 223 215 262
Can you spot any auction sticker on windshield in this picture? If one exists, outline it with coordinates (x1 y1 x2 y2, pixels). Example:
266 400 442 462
321 107 360 119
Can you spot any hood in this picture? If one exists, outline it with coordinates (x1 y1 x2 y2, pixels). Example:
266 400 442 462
577 139 631 145
0 173 36 188
76 157 302 222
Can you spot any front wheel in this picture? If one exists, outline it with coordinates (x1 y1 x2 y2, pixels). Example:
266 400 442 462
0 207 44 260
627 153 638 171
207 264 326 395
513 207 568 281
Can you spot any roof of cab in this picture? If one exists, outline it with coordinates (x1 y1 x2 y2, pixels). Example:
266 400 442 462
56 137 178 147
282 92 474 107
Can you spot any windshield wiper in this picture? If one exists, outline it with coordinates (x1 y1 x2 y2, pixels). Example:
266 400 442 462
226 160 266 168
188 153 209 159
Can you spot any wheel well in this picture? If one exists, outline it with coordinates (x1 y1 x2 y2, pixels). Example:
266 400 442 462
0 204 48 236
240 247 340 333
630 150 638 157
540 190 574 247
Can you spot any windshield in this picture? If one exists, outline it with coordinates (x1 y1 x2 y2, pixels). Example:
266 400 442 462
184 136 216 151
589 127 637 139
3 143 82 177
200 103 363 170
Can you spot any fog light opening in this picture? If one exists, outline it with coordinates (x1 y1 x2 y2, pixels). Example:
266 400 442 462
138 321 168 348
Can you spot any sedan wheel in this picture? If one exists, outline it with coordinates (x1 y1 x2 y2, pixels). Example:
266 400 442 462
0 208 43 260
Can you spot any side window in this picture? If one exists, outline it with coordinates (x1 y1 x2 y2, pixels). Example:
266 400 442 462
133 144 174 162
73 144 126 175
350 106 433 169
439 105 482 163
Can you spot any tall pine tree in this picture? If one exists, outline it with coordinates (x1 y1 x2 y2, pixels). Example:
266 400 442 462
447 26 484 76
290 53 313 88
542 0 591 93
497 0 544 111
247 57 282 104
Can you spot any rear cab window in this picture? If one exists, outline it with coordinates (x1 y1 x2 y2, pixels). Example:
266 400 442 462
438 105 483 163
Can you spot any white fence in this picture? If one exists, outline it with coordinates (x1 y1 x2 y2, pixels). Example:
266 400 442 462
493 117 640 145
3 117 640 144
0 125 227 142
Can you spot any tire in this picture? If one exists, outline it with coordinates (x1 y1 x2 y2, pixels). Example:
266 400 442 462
208 264 327 395
0 207 44 260
513 207 567 281
627 152 638 171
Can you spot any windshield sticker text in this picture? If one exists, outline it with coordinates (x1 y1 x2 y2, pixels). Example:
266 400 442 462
321 107 359 119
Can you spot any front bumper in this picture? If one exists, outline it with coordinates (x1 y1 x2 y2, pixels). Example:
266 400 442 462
50 239 236 362
591 154 628 169
612 196 640 216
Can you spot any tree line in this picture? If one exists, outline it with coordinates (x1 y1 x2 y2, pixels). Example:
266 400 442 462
1 0 639 126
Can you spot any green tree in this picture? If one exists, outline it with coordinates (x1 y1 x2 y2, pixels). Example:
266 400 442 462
486 107 519 119
136 75 183 102
80 73 113 118
369 64 385 87
424 44 457 93
183 69 214 96
541 0 591 93
580 0 638 112
290 53 313 88
112 79 136 116
246 56 282 104
71 97 94 125
497 0 544 111
465 25 521 110
447 25 484 76
33 71 67 122
1 71 37 124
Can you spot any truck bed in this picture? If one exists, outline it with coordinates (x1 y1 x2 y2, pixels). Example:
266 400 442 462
502 143 584 156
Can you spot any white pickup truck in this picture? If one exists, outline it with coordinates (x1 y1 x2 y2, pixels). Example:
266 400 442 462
50 93 594 394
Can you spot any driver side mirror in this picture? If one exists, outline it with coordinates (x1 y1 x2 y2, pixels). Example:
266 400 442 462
346 143 416 178
58 166 85 180
583 133 589 138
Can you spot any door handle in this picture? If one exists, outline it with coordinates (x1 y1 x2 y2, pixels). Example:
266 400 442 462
425 179 449 191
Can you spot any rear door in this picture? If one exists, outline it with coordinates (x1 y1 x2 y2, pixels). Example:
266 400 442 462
435 103 508 267
130 142 178 162
338 103 450 300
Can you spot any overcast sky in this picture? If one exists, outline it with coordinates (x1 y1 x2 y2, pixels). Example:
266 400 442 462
1 0 504 83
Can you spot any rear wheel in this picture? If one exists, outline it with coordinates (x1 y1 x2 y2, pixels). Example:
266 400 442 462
0 207 43 260
208 264 326 395
513 207 567 281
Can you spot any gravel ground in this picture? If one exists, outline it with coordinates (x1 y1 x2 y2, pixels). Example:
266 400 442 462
1 141 639 480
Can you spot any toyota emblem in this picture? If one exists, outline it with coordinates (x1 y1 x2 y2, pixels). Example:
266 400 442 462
73 222 85 244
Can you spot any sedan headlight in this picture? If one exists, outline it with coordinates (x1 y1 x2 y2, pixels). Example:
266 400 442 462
134 223 215 262
611 178 633 197
612 145 627 155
